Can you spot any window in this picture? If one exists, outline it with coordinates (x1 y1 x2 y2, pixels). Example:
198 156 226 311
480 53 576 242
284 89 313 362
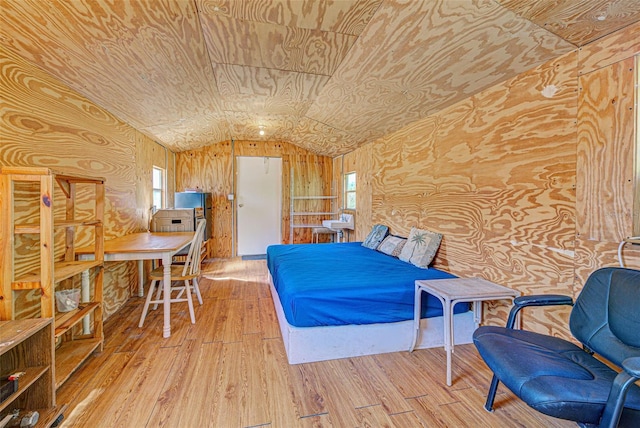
152 166 165 209
344 172 356 210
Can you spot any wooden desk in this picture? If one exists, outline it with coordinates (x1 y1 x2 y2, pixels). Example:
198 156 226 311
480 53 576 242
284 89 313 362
410 277 520 386
77 232 194 338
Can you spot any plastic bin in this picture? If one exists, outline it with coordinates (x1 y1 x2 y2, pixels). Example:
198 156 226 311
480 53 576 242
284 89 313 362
55 289 80 312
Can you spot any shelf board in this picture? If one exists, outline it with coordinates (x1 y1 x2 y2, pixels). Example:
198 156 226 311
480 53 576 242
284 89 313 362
56 219 102 228
0 319 52 345
55 302 100 338
0 365 49 414
0 166 105 183
13 224 41 234
14 219 102 234
292 196 337 200
55 338 102 389
292 212 337 216
12 260 103 289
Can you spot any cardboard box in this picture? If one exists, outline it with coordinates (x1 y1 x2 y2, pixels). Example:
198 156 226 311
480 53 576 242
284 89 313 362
151 208 195 232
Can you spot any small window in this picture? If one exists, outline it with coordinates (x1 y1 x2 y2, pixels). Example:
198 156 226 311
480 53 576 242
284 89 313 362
344 172 356 210
152 166 165 209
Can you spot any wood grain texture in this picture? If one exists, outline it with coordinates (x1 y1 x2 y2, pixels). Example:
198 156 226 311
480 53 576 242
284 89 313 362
497 0 640 47
176 140 332 257
574 52 639 282
578 19 640 75
347 50 579 334
0 44 165 320
0 0 229 150
55 258 575 427
197 10 357 76
200 0 382 35
303 0 575 153
2 1 638 155
288 154 335 244
338 144 374 241
215 63 329 114
176 141 233 258
348 25 639 339
576 58 635 242
290 116 363 156
636 57 640 238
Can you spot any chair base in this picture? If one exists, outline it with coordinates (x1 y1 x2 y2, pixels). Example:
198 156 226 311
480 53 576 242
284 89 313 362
139 277 203 328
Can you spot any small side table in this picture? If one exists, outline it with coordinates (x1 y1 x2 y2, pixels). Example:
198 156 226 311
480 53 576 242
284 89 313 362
410 277 520 386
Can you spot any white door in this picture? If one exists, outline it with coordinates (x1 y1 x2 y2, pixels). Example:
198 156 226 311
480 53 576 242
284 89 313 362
236 156 282 256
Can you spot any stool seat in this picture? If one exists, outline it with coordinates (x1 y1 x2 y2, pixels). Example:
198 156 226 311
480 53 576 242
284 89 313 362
312 227 337 243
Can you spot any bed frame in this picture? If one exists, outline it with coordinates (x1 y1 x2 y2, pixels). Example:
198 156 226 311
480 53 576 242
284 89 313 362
268 272 476 364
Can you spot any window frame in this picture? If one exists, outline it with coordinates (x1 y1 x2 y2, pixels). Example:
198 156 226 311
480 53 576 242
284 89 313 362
344 171 356 210
152 166 165 210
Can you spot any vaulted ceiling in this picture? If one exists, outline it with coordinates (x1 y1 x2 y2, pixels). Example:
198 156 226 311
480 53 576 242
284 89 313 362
2 0 639 156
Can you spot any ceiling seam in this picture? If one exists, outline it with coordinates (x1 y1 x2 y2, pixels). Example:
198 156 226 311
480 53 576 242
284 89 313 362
192 0 233 141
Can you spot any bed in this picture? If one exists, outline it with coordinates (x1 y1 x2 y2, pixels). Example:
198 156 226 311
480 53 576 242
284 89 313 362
267 242 475 364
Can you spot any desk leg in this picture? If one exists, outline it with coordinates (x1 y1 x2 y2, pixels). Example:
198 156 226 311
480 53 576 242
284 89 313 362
410 285 422 352
162 255 172 338
473 300 482 328
138 260 145 297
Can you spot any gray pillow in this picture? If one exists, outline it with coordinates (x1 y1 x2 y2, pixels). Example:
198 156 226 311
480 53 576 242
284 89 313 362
361 224 389 249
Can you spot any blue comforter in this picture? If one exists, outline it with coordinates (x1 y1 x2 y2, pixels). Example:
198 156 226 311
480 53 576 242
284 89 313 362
267 242 467 327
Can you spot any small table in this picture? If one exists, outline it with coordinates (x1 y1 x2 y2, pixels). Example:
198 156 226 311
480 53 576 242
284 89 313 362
410 277 520 386
77 231 194 338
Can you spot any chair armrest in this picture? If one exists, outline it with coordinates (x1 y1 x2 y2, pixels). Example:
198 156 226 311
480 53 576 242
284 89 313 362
505 294 573 328
599 357 640 428
622 356 640 378
513 294 573 307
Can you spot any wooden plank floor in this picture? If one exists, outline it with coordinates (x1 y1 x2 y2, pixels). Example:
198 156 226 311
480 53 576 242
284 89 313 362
56 258 574 427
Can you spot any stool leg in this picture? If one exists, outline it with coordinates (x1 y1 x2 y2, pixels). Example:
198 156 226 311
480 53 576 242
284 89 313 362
139 279 158 327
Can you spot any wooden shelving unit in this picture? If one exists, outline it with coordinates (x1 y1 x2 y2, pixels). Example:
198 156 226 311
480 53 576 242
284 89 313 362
289 168 337 244
0 318 66 426
0 166 105 390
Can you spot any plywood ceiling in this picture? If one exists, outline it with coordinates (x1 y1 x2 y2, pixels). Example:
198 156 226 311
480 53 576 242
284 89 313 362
1 0 639 156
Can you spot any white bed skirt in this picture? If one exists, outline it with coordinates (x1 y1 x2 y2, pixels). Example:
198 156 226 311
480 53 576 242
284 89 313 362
268 274 476 365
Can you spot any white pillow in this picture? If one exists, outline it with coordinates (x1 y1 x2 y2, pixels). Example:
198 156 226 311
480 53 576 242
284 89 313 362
377 235 407 257
398 227 442 268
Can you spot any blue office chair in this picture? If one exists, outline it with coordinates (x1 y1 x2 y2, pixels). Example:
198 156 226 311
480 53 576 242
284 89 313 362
473 267 640 428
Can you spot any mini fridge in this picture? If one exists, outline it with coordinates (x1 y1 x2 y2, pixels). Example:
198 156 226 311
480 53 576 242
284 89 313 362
174 192 213 241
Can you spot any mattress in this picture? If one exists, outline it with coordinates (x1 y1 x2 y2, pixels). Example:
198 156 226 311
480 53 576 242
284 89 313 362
266 242 467 327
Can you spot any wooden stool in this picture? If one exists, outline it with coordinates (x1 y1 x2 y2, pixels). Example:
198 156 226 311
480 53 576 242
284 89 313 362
312 227 337 243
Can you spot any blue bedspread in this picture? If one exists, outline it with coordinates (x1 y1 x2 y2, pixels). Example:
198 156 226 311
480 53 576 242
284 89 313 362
267 242 467 328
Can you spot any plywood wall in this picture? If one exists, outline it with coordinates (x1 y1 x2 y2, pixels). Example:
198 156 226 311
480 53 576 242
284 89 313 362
574 24 640 287
334 146 374 242
0 45 172 319
340 22 640 337
175 140 333 257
